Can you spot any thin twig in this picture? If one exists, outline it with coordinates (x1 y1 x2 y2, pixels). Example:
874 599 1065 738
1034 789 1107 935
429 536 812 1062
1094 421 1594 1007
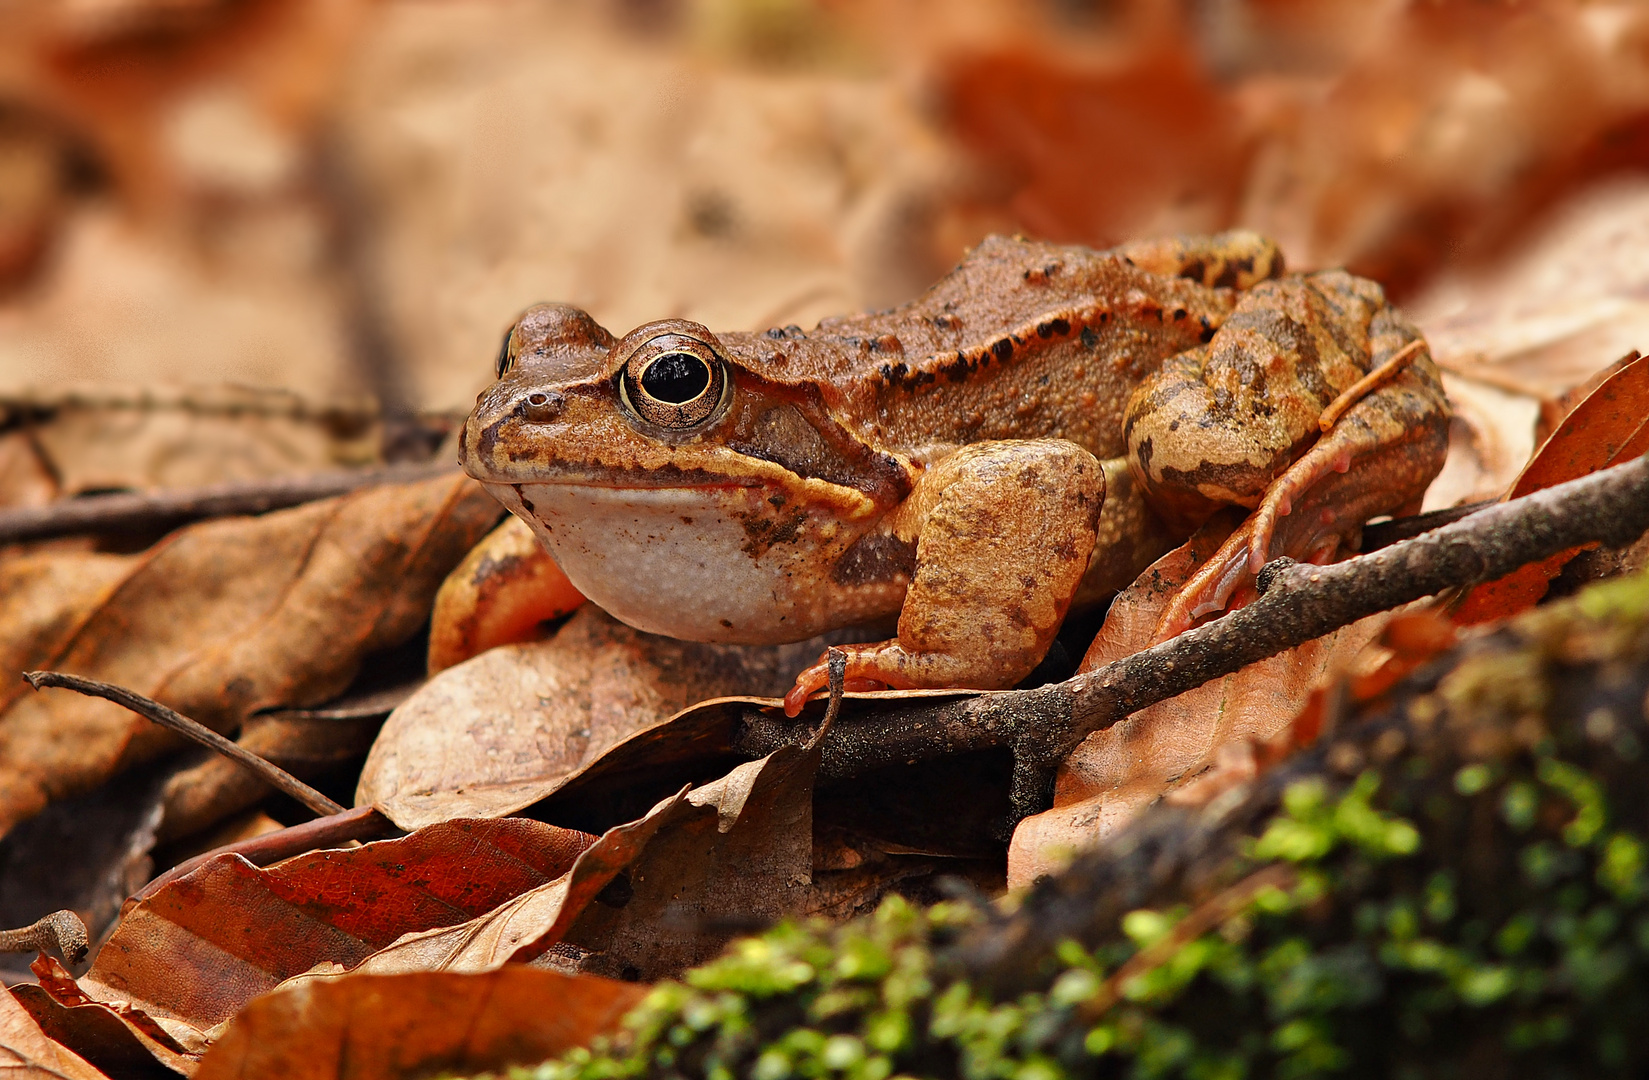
22 671 345 817
0 910 90 963
132 806 401 904
1360 500 1493 550
810 649 848 747
737 451 1649 820
0 461 459 545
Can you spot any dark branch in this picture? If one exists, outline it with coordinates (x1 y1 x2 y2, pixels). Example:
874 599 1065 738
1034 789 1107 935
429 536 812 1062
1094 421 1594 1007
737 452 1649 819
0 462 459 545
22 671 346 817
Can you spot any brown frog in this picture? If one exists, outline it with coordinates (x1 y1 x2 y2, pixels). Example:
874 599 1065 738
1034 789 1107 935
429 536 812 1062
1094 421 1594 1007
458 231 1450 714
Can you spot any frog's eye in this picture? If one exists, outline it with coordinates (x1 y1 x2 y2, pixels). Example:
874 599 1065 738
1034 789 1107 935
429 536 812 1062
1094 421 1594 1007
494 324 517 378
618 341 729 430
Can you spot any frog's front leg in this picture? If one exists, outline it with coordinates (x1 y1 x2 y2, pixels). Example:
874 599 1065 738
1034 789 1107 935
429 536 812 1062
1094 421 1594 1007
1126 269 1451 640
783 440 1104 715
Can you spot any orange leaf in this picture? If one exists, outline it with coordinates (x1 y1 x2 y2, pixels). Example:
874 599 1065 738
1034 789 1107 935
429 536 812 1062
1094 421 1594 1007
1452 352 1649 624
193 968 646 1080
0 986 111 1080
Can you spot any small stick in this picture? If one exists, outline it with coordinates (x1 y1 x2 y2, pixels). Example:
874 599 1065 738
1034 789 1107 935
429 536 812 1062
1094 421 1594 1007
1359 500 1494 551
0 462 459 545
1318 339 1425 432
810 649 849 747
22 672 345 817
0 910 90 963
131 806 401 904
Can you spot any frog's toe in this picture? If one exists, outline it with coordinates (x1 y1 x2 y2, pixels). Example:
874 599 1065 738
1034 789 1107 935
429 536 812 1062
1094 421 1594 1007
783 648 898 716
1153 519 1259 643
1247 437 1356 572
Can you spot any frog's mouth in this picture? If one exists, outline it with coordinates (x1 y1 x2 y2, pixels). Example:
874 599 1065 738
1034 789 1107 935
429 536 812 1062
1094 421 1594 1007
466 458 763 490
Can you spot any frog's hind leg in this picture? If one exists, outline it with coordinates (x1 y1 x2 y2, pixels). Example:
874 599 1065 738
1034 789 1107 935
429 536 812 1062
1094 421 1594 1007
1152 336 1450 642
1128 271 1452 643
783 440 1103 716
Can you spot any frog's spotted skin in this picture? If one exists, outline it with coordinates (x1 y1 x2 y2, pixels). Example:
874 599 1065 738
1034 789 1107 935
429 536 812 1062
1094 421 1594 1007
460 231 1450 710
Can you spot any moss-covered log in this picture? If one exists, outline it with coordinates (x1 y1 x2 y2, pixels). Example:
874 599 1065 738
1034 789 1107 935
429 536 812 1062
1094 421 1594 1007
516 568 1649 1080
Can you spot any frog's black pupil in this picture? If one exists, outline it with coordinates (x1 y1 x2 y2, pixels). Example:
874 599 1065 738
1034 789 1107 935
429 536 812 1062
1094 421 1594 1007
641 352 711 403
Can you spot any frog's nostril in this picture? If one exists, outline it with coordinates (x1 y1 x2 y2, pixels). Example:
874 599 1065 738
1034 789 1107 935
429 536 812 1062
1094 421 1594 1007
520 390 565 422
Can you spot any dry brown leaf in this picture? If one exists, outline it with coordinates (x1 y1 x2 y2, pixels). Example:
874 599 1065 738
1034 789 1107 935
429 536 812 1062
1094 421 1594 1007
0 474 499 838
10 973 195 1078
360 604 860 830
1007 519 1389 887
0 986 111 1080
29 951 209 1065
77 818 595 1031
552 743 817 981
193 967 646 1080
336 741 860 984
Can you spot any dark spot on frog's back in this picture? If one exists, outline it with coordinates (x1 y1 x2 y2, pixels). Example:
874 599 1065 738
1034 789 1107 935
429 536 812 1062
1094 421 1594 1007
1213 256 1254 290
833 531 917 587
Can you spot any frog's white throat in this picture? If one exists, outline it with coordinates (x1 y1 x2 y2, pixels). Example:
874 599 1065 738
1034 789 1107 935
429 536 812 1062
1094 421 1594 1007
486 481 902 645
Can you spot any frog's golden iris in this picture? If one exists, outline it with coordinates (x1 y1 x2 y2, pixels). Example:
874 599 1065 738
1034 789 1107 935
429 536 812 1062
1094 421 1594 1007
617 334 729 430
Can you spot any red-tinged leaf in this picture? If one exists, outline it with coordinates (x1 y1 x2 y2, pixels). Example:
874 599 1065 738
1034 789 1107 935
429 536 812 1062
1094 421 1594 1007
77 818 595 1030
0 986 111 1080
1453 352 1649 624
193 968 646 1080
338 742 823 984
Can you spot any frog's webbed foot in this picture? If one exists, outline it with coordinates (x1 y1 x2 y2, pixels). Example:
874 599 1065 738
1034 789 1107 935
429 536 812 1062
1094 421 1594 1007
783 439 1104 717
